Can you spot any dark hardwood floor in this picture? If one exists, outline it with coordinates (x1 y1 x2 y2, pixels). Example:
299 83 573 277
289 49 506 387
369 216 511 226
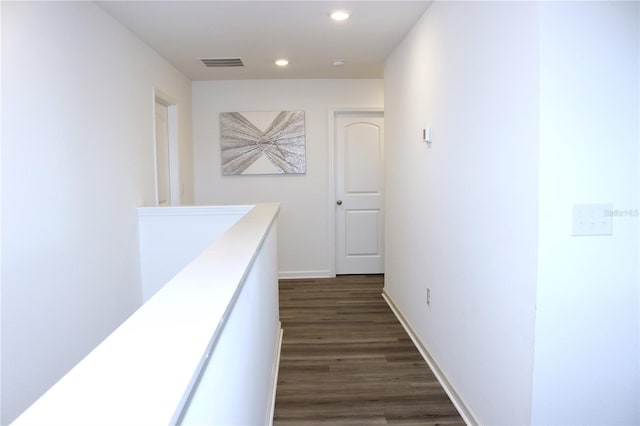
273 275 465 425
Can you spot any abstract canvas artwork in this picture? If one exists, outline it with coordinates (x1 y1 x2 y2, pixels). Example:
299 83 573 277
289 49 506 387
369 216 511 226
220 111 306 175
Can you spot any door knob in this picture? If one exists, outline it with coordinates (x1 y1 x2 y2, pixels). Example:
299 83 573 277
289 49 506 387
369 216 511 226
336 200 343 206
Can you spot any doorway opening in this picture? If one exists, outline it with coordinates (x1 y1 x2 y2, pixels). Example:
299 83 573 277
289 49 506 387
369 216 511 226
153 89 179 206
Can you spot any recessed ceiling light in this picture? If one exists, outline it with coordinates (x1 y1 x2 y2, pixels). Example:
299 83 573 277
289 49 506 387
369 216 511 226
333 59 345 67
330 10 350 21
275 59 289 67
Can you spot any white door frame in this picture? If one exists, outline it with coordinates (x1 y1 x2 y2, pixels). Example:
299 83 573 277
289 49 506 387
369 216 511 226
153 88 180 206
328 106 384 277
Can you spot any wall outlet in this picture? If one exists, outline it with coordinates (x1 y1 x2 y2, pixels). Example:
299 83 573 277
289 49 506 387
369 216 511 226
426 288 431 307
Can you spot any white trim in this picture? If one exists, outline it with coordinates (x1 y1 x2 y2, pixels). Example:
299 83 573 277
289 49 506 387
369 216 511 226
266 326 284 426
0 3 3 422
137 205 252 217
327 106 384 276
153 88 180 206
151 95 161 206
278 270 333 279
327 108 337 276
167 104 180 205
382 289 479 426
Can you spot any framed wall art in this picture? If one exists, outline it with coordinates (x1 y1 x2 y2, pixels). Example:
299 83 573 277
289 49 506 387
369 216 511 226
220 110 306 175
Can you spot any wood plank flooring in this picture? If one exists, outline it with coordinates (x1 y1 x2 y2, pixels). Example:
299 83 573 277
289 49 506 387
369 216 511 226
273 275 465 425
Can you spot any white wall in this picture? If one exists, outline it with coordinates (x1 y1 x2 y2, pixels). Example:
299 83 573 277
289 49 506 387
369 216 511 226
1 2 193 423
385 1 640 424
137 205 249 302
384 2 540 424
192 79 383 277
0 1 4 422
531 2 640 424
180 222 280 426
11 204 280 426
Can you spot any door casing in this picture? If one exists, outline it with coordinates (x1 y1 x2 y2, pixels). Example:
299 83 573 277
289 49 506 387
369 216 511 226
328 107 384 276
153 88 180 206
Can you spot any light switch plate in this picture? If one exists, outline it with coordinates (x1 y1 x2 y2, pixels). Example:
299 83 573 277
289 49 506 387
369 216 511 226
572 204 613 236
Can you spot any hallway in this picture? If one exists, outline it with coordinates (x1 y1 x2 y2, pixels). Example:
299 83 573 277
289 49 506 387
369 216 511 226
273 275 464 425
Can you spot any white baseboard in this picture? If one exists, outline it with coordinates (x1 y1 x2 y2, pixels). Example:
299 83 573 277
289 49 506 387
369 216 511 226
278 270 332 279
266 325 283 426
382 290 478 426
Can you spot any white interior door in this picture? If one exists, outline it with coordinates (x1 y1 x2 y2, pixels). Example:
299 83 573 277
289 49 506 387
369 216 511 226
155 101 171 205
335 111 384 274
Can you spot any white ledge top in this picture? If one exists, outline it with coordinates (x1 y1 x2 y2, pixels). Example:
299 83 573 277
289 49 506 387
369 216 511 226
137 204 253 217
13 203 280 426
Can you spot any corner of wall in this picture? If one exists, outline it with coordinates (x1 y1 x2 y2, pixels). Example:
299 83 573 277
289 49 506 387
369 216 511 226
532 2 640 424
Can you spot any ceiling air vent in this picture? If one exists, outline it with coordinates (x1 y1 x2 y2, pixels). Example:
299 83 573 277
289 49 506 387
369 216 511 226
200 57 244 67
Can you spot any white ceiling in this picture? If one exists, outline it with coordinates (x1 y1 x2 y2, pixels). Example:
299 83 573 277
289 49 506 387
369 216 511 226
97 1 431 80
